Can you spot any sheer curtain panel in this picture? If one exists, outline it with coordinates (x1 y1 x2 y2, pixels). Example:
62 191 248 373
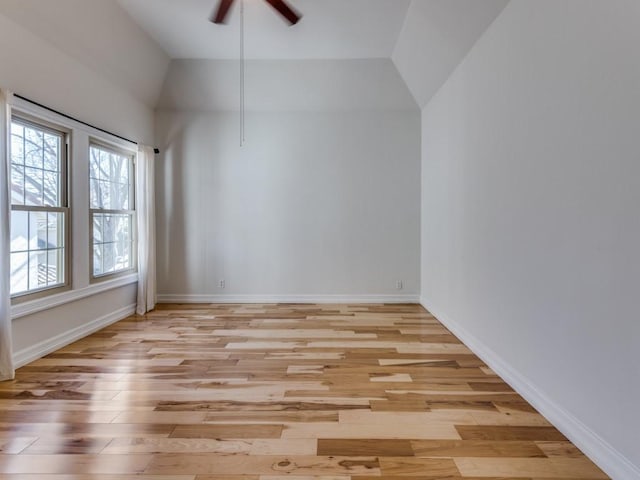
0 89 14 381
136 145 156 315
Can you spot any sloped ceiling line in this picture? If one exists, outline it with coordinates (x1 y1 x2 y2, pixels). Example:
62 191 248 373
391 0 510 108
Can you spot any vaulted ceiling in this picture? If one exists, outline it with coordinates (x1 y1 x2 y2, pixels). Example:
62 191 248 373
0 0 509 109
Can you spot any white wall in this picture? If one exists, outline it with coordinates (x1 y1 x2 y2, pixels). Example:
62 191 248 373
156 60 420 302
420 0 640 477
0 12 155 144
0 0 169 107
12 284 137 365
0 12 156 364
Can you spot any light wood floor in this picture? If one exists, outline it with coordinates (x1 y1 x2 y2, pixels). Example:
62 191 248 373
0 303 607 479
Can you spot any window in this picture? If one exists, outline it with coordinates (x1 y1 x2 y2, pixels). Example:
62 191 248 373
6 97 141 317
10 117 69 298
89 143 135 279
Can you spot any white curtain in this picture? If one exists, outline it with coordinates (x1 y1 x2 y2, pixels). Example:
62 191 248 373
136 145 156 315
0 89 14 381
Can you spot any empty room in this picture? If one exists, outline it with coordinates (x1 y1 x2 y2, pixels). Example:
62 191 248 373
0 0 638 479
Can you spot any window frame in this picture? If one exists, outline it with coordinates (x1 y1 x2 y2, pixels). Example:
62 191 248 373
88 139 137 282
9 113 72 303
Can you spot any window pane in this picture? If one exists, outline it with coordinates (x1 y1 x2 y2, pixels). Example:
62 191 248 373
93 244 103 276
116 241 131 271
100 180 111 209
47 249 64 286
11 165 24 205
116 182 129 210
27 211 46 250
119 161 129 184
10 252 28 295
89 148 101 180
117 214 130 241
43 133 59 171
90 178 99 208
47 212 64 249
93 215 103 244
103 214 114 243
24 166 44 206
10 210 28 252
24 127 43 168
100 151 111 180
11 124 24 165
43 170 59 206
103 243 115 274
28 250 46 290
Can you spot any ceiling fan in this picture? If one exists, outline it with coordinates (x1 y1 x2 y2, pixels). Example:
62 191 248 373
210 0 302 25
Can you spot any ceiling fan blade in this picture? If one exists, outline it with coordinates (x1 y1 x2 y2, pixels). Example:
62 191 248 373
210 0 235 24
263 0 301 25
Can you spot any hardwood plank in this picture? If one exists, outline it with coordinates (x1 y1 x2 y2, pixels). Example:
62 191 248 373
317 439 414 456
154 400 365 412
454 457 608 478
196 477 258 480
102 438 253 454
469 411 552 426
170 425 283 439
535 441 585 458
0 454 153 474
249 439 317 455
22 436 113 454
0 423 175 438
203 411 338 423
410 440 545 457
258 476 348 480
113 412 208 424
455 425 568 441
145 455 380 476
369 373 412 383
281 422 461 440
369 400 430 412
0 437 38 454
338 410 476 426
213 330 377 339
378 457 460 476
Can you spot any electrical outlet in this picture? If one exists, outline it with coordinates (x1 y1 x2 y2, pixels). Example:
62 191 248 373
396 280 403 290
219 279 225 289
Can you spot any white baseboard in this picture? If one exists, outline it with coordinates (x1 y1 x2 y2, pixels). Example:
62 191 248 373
13 303 136 368
420 296 640 480
157 294 420 304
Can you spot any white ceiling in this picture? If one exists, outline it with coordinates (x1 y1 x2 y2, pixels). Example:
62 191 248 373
157 59 417 111
117 0 411 59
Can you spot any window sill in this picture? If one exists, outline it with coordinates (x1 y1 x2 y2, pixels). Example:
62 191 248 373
11 273 138 320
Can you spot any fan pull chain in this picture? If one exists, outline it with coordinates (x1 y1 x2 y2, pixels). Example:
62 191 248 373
240 0 245 146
